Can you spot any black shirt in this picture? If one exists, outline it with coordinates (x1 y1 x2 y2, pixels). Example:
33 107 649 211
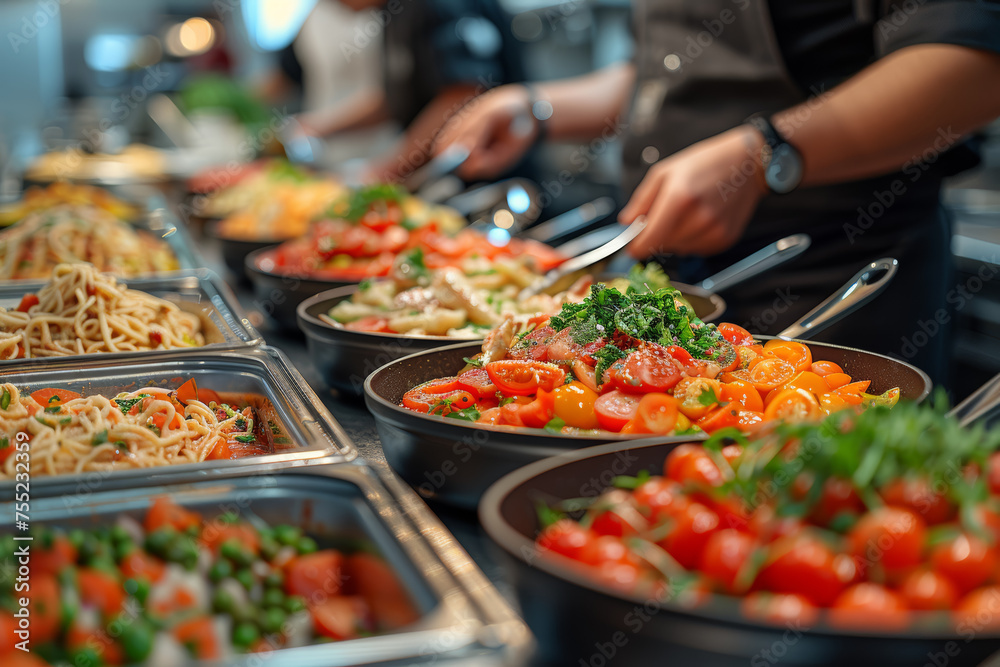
382 0 524 127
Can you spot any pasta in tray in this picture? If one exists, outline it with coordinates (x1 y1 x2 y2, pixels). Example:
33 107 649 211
0 379 275 478
0 263 203 359
0 205 179 280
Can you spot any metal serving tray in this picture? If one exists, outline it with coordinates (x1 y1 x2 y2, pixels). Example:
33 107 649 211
0 346 355 492
0 269 262 367
1 462 531 665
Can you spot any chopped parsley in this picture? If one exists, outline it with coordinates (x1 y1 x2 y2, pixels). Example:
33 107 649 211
445 406 482 422
233 434 256 443
333 183 407 222
114 394 150 415
44 406 62 414
462 356 485 369
0 437 8 450
1 388 10 410
498 395 517 407
358 279 373 292
147 425 161 436
91 429 109 446
544 416 567 433
697 387 725 408
396 248 430 283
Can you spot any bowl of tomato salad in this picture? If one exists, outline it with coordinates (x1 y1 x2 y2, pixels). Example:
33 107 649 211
478 399 1000 667
364 284 930 508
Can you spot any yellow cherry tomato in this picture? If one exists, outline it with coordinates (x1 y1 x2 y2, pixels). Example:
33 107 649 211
552 381 601 430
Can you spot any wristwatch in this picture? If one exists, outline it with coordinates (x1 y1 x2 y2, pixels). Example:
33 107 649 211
745 114 804 195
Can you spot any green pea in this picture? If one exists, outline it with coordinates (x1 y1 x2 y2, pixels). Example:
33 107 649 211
70 646 101 667
212 588 235 614
221 540 253 567
78 533 109 563
232 621 260 648
259 607 286 635
235 567 255 590
114 540 135 562
262 588 284 608
109 524 131 545
165 537 199 570
185 524 200 537
273 525 301 547
230 603 258 624
284 595 306 614
124 578 151 604
120 619 155 662
259 537 280 562
208 559 233 583
67 529 85 552
263 571 284 589
256 526 275 542
89 558 119 577
296 537 317 555
144 527 177 557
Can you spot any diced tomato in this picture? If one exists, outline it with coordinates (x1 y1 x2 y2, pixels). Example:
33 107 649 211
67 620 125 665
594 390 641 432
486 360 565 395
173 616 221 660
33 535 77 577
629 393 679 434
78 568 126 618
344 553 419 630
144 496 201 533
343 316 392 333
718 323 756 347
748 357 796 394
29 387 82 407
16 293 39 312
176 378 199 405
285 550 345 600
610 344 682 394
456 368 497 398
120 550 166 583
310 596 371 641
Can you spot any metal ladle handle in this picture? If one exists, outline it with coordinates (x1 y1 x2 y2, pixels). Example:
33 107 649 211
949 373 1000 428
777 258 898 341
697 234 811 294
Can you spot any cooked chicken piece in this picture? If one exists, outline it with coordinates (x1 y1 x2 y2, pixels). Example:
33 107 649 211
327 301 382 323
493 258 539 289
393 287 438 311
432 268 501 327
387 307 468 335
480 316 517 362
353 280 397 308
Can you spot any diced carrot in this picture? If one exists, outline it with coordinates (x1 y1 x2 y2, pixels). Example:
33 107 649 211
26 575 61 643
144 496 201 533
344 553 419 630
77 568 126 618
120 551 166 583
199 523 259 555
33 535 77 577
173 616 221 660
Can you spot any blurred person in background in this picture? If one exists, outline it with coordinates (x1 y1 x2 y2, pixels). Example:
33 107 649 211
437 0 1000 386
294 0 525 181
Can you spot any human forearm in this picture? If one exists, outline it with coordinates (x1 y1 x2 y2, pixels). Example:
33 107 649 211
533 62 636 141
775 44 1000 186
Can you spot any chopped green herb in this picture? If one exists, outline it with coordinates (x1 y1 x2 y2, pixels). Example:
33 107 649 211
0 437 8 450
233 434 256 443
333 183 406 222
544 416 567 433
611 470 651 490
697 387 725 408
1 388 9 410
358 279 372 292
462 356 485 369
44 406 62 414
91 429 109 447
445 406 482 422
147 425 161 436
499 396 517 407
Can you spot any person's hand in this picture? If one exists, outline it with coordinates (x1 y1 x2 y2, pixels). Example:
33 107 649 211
620 125 769 257
434 84 539 180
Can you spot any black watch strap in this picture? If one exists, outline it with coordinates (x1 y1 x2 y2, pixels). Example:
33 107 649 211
745 113 783 153
745 113 804 195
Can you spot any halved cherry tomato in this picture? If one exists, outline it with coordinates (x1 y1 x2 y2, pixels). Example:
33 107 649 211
594 390 640 432
509 389 555 428
822 372 853 390
748 357 796 394
456 368 497 398
674 377 724 421
696 406 742 434
763 387 822 423
611 345 682 394
401 377 465 412
486 360 565 395
763 339 812 372
834 380 872 406
816 392 850 416
477 407 501 424
631 393 679 434
16 293 39 312
719 378 763 412
809 360 844 376
30 388 82 407
427 391 476 417
782 371 830 396
718 323 755 347
552 382 600 429
737 410 764 427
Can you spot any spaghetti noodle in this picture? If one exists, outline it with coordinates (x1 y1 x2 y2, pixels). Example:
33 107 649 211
0 381 268 478
0 205 179 279
0 263 203 360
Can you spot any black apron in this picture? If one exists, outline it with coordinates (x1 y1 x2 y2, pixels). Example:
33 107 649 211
622 0 954 385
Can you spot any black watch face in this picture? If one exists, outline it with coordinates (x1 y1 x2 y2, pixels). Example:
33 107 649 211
765 144 803 194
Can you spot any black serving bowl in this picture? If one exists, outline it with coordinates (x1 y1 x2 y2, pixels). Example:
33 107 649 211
207 221 293 284
364 338 931 509
479 439 1000 667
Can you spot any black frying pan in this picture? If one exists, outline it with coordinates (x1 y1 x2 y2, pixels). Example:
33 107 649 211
477 437 999 667
363 259 932 509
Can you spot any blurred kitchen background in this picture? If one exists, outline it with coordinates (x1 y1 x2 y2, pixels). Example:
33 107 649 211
0 0 998 397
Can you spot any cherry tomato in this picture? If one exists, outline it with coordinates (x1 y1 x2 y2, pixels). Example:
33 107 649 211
763 339 813 372
954 587 1000 630
718 323 756 347
537 519 598 561
593 561 644 594
400 377 460 411
989 452 1000 496
816 392 850 416
657 501 720 569
822 372 854 390
810 476 865 527
507 326 556 362
810 360 844 377
696 406 742 434
828 583 909 631
720 379 763 412
611 344 682 394
879 476 954 525
578 536 641 567
747 505 805 543
763 387 822 423
426 391 476 417
631 393 679 434
552 381 600 429
486 360 565 395
741 592 820 627
594 390 640 432
930 532 998 595
783 371 830 396
456 368 497 398
673 377 723 421
665 444 723 487
755 533 845 606
847 506 926 574
748 357 796 394
899 568 958 610
699 529 755 593
632 477 690 523
501 389 554 428
16 293 39 312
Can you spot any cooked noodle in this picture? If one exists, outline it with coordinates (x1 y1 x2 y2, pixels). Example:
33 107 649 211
0 205 178 280
0 383 255 478
0 263 203 360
